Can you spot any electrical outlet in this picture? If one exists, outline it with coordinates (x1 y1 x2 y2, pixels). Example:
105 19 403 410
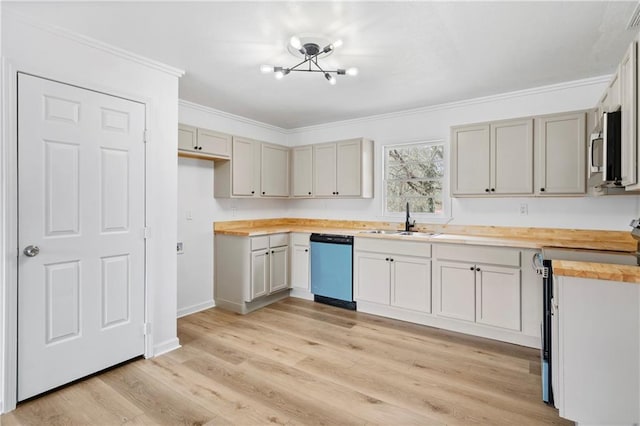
231 207 237 217
186 210 193 221
519 203 528 215
177 242 184 254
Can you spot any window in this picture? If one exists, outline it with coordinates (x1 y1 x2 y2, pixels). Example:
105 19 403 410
384 141 447 217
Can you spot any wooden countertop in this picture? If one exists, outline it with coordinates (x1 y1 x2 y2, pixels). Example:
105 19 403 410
214 218 637 252
553 260 640 284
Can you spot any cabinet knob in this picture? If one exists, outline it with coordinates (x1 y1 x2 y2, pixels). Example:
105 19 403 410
490 188 495 192
266 251 269 255
390 258 394 262
470 266 475 270
308 192 312 195
262 191 266 195
485 188 490 193
336 192 339 195
304 249 308 252
475 267 480 271
251 191 255 194
540 188 545 192
271 250 274 254
198 146 203 150
385 258 389 261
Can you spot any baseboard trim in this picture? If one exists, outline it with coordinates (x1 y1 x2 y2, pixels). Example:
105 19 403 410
177 300 215 318
153 338 181 357
289 288 314 300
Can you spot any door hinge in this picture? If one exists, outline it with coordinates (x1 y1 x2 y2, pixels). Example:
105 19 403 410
143 322 151 336
143 227 151 239
143 129 148 144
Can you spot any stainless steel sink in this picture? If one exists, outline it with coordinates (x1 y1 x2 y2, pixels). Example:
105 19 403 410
394 231 440 237
359 229 399 234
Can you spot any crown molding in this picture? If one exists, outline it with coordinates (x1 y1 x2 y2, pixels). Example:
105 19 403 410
285 75 612 134
5 8 184 78
178 99 288 134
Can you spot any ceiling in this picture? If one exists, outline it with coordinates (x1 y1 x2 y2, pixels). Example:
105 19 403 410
4 1 640 129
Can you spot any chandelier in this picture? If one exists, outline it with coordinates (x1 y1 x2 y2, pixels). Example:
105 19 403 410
260 36 358 85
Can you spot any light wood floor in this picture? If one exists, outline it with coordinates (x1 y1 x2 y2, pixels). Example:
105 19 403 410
2 298 571 425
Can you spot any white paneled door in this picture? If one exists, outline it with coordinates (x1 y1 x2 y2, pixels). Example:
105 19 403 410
17 74 146 401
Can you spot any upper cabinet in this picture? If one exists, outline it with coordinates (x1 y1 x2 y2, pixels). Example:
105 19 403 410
178 124 231 160
451 119 533 196
313 138 374 198
214 137 288 198
291 146 313 197
536 112 586 195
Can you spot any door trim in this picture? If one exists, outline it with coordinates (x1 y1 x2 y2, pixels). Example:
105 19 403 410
1 64 153 412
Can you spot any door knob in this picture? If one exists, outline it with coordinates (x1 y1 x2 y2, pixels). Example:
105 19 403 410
23 245 40 257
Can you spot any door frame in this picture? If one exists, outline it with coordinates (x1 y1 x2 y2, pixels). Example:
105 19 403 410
1 61 154 412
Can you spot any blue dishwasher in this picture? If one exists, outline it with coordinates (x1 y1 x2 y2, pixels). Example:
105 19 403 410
310 233 356 310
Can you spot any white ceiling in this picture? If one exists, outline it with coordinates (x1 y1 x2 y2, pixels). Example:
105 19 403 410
5 1 640 129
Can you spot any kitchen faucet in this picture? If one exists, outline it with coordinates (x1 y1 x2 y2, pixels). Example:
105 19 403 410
405 202 416 232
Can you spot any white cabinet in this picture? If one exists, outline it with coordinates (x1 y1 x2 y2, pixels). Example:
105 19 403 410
621 41 638 188
536 112 586 195
554 275 639 424
215 234 290 314
291 146 313 197
451 119 533 196
178 123 231 159
354 238 431 312
313 138 374 198
433 244 522 331
290 233 310 291
214 137 289 198
261 143 289 197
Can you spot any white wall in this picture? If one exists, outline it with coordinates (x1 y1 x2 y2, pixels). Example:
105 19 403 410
1 11 181 411
286 78 640 231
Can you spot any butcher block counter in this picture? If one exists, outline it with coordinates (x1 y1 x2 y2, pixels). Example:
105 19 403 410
553 260 640 284
214 218 637 252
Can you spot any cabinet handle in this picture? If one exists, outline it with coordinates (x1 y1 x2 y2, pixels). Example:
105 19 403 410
251 191 255 194
308 192 312 195
304 249 308 252
266 251 269 255
475 267 480 272
540 188 545 192
262 191 266 195
390 258 394 262
470 266 475 271
271 250 274 254
198 146 203 150
490 188 495 192
485 188 490 193
336 192 339 195
385 258 389 261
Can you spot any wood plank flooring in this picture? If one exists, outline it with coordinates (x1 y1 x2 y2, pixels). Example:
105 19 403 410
2 298 571 425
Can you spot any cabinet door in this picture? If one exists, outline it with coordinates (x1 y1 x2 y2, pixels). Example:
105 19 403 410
435 261 476 321
536 113 586 195
313 143 337 196
336 139 362 197
451 125 491 195
261 143 290 197
178 124 197 151
232 137 258 197
250 250 269 300
291 244 310 290
391 255 431 313
197 128 231 158
355 252 390 305
620 42 638 188
269 246 288 293
475 265 521 331
491 119 533 194
292 146 313 197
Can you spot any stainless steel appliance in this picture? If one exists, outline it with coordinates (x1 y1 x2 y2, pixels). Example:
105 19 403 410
588 110 622 189
310 233 356 310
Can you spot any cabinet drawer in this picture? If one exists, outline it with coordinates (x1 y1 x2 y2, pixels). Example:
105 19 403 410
435 244 520 267
291 232 310 246
355 238 431 258
269 233 289 247
251 236 269 251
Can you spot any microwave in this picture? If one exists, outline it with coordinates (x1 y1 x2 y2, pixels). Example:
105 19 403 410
589 110 622 186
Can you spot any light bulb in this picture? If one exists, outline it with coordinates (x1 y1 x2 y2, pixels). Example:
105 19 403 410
325 73 336 85
346 67 358 76
275 71 284 80
333 39 343 49
290 36 302 50
260 64 274 74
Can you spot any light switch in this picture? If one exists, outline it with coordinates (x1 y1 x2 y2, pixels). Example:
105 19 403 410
177 242 184 254
186 210 193 221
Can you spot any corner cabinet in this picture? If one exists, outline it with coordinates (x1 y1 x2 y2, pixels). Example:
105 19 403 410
215 233 290 314
313 138 374 198
178 124 232 160
536 112 586 195
214 137 289 198
451 118 533 196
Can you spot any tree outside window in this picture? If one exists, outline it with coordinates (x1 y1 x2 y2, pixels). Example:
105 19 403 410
384 141 445 216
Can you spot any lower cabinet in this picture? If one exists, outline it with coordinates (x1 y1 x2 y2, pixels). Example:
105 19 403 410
554 275 640 424
354 238 432 313
215 233 290 314
290 233 311 292
434 244 522 331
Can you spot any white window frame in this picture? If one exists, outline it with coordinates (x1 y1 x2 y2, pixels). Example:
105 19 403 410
382 139 450 221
